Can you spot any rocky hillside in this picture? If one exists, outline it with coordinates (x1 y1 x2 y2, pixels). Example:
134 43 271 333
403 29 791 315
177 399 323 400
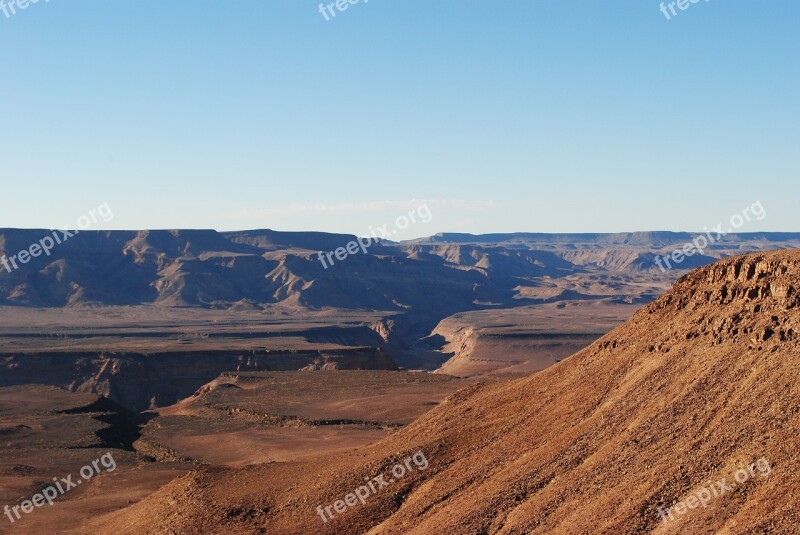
88 249 800 534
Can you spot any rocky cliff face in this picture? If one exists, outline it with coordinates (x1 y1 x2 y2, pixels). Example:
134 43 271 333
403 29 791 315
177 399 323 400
0 348 397 412
641 252 799 349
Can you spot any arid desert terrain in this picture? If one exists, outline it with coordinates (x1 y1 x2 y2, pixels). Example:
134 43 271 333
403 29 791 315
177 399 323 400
1 230 799 534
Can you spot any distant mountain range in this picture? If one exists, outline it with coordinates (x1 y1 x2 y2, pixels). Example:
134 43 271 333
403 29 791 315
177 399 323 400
411 231 800 246
0 229 798 310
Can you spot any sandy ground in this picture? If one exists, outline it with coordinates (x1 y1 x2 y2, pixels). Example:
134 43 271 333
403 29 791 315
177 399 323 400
0 371 470 533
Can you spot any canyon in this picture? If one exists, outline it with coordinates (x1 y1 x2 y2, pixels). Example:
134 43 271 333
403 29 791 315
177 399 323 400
1 231 799 534
86 249 800 534
2 229 798 413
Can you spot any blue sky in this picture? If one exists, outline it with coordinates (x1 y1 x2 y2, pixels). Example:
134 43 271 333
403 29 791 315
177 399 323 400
1 0 798 239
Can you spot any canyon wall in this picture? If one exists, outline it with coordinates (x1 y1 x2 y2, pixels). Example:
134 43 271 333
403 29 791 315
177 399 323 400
0 348 397 412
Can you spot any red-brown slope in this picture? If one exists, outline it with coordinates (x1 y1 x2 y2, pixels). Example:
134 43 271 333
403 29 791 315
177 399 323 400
88 250 800 534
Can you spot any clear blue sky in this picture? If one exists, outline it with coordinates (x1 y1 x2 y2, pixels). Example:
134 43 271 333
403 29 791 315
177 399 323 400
2 1 798 239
